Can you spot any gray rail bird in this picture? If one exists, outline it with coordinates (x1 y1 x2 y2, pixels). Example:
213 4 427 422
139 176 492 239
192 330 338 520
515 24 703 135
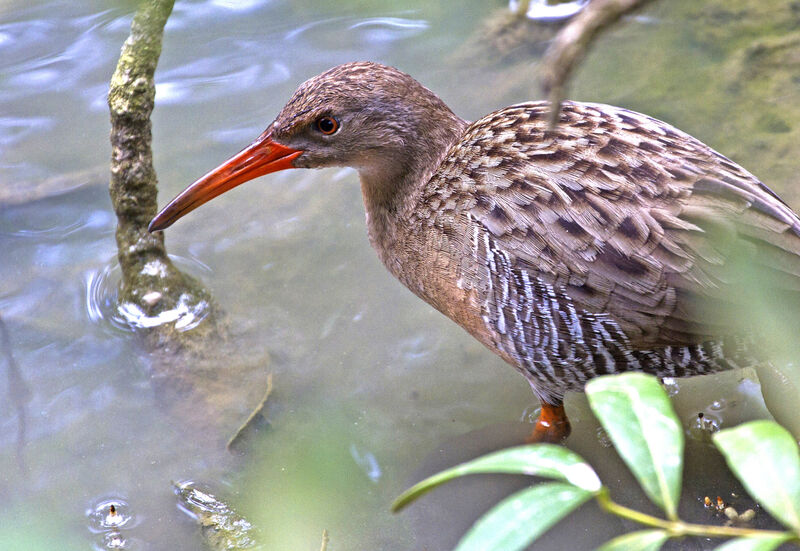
150 62 800 442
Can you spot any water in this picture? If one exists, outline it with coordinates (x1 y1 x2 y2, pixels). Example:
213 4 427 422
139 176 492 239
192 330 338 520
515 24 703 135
2 0 798 549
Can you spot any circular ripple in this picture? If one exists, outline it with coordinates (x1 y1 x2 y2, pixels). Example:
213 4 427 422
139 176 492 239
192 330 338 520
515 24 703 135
519 404 540 424
86 497 136 533
687 410 722 442
85 255 213 334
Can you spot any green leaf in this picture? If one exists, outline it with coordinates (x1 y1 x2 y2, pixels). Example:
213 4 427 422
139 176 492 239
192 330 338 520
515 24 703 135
455 482 593 551
392 444 601 512
586 373 683 519
714 420 800 532
712 534 793 551
594 529 669 551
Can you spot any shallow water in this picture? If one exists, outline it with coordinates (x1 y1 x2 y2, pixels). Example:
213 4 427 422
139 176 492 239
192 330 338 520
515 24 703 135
2 0 799 549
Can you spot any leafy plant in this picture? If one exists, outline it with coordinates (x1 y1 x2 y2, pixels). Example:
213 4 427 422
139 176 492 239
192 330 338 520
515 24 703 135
393 373 800 550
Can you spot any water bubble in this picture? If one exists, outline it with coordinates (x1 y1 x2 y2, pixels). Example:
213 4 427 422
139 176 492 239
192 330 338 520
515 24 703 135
661 377 680 397
687 411 722 441
596 427 613 448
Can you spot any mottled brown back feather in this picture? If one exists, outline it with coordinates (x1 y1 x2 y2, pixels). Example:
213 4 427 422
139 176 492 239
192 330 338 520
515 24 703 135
415 101 800 350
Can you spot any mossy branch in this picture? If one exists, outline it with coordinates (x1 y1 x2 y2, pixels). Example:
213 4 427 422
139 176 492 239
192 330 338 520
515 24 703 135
109 0 174 247
108 0 222 346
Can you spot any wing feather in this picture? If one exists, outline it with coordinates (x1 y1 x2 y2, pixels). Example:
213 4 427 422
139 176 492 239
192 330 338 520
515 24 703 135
423 101 800 348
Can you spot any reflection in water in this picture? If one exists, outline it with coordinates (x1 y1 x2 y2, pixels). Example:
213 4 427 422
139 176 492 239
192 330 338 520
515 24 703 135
0 116 53 148
509 0 589 21
117 294 210 331
350 443 383 482
348 17 430 44
0 313 31 475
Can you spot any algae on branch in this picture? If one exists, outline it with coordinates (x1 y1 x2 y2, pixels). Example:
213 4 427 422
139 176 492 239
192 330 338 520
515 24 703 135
108 0 223 347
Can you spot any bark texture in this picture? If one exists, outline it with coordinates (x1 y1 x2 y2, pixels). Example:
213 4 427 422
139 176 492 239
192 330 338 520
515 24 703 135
108 0 221 348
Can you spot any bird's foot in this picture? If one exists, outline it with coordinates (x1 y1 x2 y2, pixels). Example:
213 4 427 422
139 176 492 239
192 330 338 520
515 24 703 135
526 402 571 444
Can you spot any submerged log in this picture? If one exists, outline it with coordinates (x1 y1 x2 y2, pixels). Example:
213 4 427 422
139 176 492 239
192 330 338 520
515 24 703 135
174 481 259 550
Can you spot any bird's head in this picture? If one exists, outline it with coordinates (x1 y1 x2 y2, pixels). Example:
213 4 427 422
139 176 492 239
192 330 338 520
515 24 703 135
149 62 465 232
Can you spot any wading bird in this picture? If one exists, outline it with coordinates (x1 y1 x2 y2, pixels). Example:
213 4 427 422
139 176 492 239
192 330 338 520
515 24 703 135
150 62 800 442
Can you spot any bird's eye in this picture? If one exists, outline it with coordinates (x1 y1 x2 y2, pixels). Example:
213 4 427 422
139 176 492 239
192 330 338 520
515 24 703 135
315 116 339 135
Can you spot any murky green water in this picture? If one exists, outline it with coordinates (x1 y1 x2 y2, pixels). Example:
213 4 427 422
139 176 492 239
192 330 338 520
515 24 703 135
2 1 799 549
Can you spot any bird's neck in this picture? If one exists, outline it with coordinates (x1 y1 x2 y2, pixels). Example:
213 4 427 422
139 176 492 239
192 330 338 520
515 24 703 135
358 112 468 268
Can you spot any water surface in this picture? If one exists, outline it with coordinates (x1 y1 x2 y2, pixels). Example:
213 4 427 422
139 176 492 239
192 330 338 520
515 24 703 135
2 1 798 549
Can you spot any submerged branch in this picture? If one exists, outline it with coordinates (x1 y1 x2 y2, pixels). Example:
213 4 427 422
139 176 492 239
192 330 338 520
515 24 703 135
227 373 274 453
0 313 31 474
174 481 259 550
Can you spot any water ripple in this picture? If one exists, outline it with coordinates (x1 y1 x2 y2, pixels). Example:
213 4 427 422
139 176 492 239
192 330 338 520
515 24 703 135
86 497 136 532
348 16 429 31
0 9 122 101
348 17 429 44
0 116 55 148
167 0 272 30
156 62 280 105
4 208 111 239
86 496 142 550
85 256 213 334
288 15 429 43
350 444 382 482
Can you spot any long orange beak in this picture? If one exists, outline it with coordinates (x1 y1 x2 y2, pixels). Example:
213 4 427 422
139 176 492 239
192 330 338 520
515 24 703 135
148 132 303 232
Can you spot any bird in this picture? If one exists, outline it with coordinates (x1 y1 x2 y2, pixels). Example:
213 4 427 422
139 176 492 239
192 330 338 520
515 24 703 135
149 61 800 442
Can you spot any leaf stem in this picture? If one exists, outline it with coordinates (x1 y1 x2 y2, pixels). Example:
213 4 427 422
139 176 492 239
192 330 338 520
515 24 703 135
596 489 799 541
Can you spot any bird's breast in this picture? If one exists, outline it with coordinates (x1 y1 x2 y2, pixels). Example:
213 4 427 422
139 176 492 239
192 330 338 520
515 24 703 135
371 209 502 357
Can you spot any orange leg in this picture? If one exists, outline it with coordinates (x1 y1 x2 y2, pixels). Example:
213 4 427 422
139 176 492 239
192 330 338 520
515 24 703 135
526 401 571 443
